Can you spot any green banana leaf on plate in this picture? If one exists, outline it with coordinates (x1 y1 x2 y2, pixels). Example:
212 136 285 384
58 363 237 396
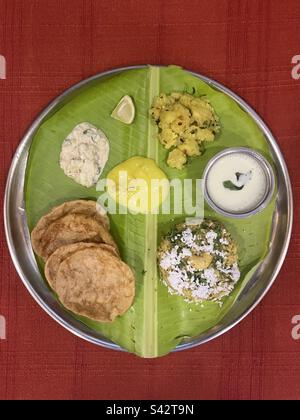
25 66 276 358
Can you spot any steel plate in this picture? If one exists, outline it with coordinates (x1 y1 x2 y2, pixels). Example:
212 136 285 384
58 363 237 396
4 66 293 353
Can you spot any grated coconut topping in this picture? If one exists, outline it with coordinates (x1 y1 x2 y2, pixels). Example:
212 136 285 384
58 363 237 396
159 223 241 304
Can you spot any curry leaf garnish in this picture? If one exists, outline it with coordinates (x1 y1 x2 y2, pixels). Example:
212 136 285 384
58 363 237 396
223 180 244 191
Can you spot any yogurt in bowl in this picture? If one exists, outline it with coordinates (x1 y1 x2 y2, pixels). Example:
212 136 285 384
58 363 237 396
203 148 276 218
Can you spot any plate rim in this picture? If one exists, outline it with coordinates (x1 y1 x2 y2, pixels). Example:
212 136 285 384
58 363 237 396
4 65 294 354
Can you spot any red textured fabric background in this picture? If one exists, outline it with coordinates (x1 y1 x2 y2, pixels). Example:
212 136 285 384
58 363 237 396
0 0 300 401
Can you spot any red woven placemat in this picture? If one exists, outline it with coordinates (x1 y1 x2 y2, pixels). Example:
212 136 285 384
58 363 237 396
0 0 299 400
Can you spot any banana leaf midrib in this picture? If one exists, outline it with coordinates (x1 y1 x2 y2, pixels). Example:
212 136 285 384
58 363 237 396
142 66 160 357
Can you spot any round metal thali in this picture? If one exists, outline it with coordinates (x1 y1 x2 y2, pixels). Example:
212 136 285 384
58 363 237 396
4 66 293 353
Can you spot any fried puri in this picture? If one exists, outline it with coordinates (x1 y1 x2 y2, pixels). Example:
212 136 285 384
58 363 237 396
52 246 135 322
45 242 119 289
31 200 118 260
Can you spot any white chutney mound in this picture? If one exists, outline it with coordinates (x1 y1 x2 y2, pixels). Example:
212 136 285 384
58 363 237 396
60 122 109 188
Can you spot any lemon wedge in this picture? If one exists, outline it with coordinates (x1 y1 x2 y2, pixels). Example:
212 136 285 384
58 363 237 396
111 95 135 125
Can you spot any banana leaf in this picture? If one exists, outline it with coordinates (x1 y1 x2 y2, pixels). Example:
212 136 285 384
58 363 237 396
25 66 277 358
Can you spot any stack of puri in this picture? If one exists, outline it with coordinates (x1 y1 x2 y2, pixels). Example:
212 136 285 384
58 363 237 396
31 200 135 323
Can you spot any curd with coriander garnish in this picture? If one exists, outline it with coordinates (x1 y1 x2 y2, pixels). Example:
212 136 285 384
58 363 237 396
203 148 275 218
